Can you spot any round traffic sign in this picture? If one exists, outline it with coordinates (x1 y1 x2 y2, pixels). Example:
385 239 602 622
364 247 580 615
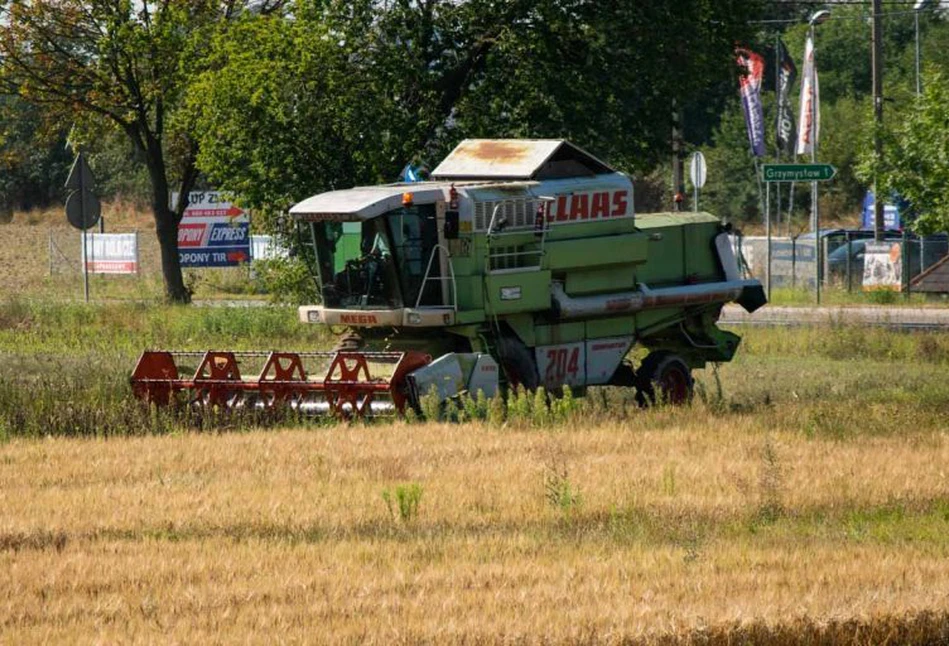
689 151 707 189
65 189 101 230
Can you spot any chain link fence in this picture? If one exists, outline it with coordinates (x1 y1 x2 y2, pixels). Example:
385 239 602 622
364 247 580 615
735 232 949 292
48 228 161 277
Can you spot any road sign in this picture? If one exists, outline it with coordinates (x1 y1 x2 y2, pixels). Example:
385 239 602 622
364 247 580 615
64 153 101 230
65 152 95 191
689 152 707 188
65 191 101 230
761 163 836 182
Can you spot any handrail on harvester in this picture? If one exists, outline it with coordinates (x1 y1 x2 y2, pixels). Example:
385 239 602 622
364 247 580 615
414 244 457 312
485 197 552 273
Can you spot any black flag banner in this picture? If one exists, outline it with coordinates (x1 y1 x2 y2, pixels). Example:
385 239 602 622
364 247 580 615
776 39 797 155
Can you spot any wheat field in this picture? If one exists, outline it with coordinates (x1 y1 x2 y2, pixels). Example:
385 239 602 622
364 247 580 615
1 292 949 643
3 410 949 643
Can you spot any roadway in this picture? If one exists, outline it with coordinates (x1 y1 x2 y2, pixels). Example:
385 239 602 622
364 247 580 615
721 304 949 329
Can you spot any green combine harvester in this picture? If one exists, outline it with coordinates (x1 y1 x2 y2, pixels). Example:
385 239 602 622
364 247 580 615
132 139 765 417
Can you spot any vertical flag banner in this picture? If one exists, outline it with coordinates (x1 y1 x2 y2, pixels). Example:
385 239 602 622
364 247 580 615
796 35 820 156
736 48 766 158
775 39 797 155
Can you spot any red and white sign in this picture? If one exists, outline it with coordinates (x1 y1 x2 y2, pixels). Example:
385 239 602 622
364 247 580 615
82 233 139 274
546 190 631 224
172 191 251 267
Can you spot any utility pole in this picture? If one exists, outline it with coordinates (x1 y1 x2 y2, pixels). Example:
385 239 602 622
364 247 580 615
872 0 885 242
672 99 685 212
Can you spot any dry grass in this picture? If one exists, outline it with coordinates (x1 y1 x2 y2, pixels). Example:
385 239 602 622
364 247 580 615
3 416 949 643
0 205 264 300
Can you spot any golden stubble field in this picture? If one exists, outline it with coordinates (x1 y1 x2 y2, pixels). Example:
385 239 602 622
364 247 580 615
3 414 949 644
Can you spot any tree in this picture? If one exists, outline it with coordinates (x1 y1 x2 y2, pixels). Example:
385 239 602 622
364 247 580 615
0 95 71 212
857 70 949 235
190 0 763 218
0 1 285 302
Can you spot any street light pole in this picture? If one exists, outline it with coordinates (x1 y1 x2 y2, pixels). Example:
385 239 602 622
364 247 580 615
914 1 931 97
872 0 884 242
915 9 921 96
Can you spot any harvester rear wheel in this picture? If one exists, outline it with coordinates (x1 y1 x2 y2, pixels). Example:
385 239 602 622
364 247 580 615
635 351 693 406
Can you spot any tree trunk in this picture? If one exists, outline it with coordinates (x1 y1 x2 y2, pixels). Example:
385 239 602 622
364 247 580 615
147 158 191 304
155 209 190 303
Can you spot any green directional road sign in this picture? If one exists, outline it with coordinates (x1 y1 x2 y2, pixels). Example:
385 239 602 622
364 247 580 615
761 163 837 182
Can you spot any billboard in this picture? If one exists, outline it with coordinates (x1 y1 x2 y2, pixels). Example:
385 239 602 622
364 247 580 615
863 241 902 290
82 233 139 274
861 191 902 231
174 191 250 268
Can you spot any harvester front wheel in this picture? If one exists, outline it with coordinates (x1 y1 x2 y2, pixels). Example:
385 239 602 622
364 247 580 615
496 334 539 391
635 351 693 406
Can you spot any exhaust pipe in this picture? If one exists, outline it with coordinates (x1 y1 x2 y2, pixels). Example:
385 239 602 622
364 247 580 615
551 279 764 320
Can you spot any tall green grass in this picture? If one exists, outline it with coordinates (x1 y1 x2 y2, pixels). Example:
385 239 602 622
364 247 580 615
0 297 947 440
0 297 329 355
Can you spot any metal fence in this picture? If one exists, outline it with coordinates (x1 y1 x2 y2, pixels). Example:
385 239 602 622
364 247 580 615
734 232 949 292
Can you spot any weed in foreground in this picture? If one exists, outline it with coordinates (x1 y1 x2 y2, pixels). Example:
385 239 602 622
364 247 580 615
544 462 582 517
756 435 784 525
382 483 424 523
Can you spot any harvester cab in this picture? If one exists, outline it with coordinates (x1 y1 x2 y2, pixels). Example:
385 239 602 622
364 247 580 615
131 139 766 417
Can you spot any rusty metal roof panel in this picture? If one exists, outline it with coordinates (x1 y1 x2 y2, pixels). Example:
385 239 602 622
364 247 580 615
432 139 614 180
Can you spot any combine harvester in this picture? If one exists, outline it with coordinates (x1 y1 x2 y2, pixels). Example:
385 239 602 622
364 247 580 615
131 140 765 417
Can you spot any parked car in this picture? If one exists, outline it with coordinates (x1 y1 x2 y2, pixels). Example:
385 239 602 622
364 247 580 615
827 239 869 280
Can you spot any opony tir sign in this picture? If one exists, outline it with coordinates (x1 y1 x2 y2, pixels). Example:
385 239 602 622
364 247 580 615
762 163 837 182
173 191 250 268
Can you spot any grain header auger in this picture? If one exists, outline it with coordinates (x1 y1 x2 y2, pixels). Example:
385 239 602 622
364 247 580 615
131 139 766 418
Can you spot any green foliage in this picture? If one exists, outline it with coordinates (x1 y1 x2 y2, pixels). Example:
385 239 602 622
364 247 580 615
550 385 580 423
506 386 532 422
487 390 506 427
442 397 460 423
252 257 319 305
419 385 442 422
702 96 764 224
857 70 949 234
0 1 287 302
0 96 70 211
544 463 582 516
382 483 424 523
189 1 761 224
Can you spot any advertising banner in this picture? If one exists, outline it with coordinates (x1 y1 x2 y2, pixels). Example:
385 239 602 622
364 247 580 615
863 241 902 290
82 233 139 274
796 35 820 156
173 191 250 268
736 47 766 157
775 39 797 155
861 191 902 231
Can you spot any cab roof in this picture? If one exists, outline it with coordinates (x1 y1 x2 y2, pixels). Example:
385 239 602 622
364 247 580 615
290 139 617 221
290 184 453 222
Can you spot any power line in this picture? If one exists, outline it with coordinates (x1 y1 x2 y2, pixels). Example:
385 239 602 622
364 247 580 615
749 8 928 24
